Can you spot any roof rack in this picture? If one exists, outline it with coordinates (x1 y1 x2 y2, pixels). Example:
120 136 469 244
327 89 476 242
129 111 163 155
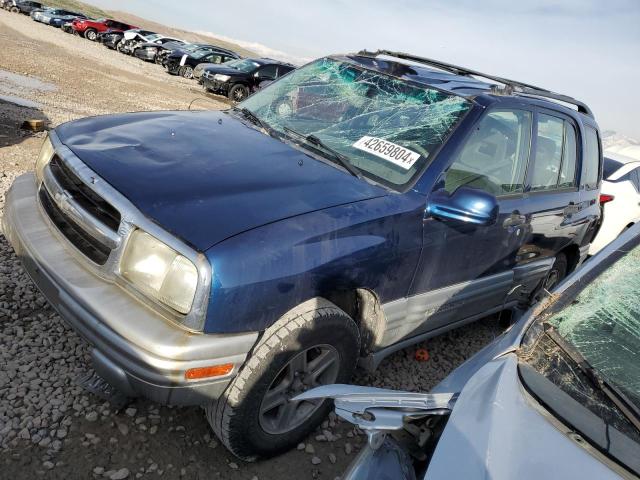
357 50 594 118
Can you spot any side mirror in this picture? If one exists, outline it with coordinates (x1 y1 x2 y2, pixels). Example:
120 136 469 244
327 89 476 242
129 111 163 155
427 187 498 226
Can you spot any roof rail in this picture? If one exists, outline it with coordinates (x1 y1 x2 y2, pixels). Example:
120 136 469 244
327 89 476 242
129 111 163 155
357 49 594 118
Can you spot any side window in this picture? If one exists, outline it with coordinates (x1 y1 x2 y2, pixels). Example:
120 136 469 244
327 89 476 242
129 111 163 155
258 65 278 80
582 127 601 189
530 114 564 191
558 122 577 188
445 109 532 196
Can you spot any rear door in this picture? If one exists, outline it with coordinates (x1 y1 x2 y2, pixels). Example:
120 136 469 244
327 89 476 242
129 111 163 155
520 109 585 280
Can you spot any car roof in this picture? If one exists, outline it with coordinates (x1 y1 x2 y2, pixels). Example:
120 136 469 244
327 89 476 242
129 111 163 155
248 58 295 67
336 50 594 121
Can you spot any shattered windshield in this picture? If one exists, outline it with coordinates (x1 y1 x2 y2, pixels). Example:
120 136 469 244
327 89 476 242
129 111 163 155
550 244 640 408
240 57 471 189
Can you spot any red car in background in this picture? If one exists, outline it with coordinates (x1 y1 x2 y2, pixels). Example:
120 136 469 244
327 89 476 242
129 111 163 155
72 18 137 41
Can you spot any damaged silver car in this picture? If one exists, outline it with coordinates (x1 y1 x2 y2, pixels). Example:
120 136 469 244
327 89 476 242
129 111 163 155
300 224 640 479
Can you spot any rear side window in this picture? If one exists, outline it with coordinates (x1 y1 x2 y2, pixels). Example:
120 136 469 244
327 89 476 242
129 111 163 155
445 109 532 196
582 127 601 189
558 122 577 188
258 65 278 79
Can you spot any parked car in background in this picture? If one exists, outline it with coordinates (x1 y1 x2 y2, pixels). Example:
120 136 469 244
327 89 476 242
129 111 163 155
34 8 85 26
304 223 640 480
164 47 240 78
133 39 186 62
1 0 20 12
61 21 75 34
119 32 181 56
155 42 211 66
114 29 158 54
47 10 88 28
30 5 52 21
97 29 124 49
11 0 42 14
201 58 295 101
3 51 601 461
589 153 640 255
72 17 136 41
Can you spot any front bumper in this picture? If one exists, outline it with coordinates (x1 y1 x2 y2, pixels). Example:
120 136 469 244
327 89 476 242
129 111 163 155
202 76 228 93
3 174 258 405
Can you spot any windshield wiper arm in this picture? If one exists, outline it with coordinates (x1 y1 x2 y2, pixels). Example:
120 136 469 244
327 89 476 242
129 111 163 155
282 126 363 180
542 322 640 431
234 107 278 138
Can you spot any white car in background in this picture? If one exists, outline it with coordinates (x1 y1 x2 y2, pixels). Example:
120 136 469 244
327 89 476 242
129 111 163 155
590 152 640 254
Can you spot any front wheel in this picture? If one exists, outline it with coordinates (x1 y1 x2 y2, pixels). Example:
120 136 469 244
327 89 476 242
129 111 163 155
206 298 360 461
228 84 249 102
84 28 97 41
10 6 19 12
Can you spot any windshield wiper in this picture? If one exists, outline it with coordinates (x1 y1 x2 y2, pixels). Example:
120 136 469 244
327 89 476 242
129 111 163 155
542 322 640 431
233 107 278 138
282 126 363 180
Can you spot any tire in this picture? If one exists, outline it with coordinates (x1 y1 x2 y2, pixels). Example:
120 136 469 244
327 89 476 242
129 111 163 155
84 28 97 41
206 298 360 461
543 252 568 292
10 6 19 12
228 84 249 102
179 65 194 79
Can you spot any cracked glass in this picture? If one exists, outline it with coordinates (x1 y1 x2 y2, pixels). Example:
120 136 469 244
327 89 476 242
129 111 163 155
240 57 471 189
550 244 640 407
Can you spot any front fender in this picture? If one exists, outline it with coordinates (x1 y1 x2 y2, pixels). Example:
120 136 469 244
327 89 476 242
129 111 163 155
203 193 425 333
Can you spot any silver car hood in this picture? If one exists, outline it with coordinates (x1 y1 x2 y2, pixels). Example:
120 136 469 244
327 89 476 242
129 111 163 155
424 354 619 480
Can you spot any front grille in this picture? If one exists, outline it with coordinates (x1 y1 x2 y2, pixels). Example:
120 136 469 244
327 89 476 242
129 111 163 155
39 187 111 265
49 155 121 231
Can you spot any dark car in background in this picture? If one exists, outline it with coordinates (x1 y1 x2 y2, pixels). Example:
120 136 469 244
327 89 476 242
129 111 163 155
48 10 88 28
304 223 640 480
164 46 240 78
97 29 124 49
155 42 214 66
9 0 41 14
72 17 137 41
201 58 295 101
61 21 75 34
3 50 603 461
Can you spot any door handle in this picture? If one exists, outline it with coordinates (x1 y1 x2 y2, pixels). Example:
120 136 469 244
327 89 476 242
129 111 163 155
503 213 526 228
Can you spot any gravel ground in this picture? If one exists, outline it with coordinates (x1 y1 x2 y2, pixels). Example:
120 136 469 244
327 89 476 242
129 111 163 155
0 9 506 479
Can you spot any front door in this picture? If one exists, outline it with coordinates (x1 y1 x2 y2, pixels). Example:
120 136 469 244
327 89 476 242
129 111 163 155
382 108 534 344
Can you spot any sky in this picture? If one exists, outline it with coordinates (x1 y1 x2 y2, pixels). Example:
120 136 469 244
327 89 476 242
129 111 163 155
85 0 640 139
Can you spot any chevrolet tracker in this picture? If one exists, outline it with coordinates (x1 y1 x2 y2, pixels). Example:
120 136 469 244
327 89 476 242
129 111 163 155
3 50 603 460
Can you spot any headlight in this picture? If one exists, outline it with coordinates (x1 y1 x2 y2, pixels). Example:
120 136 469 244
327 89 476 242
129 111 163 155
120 229 198 314
214 74 230 82
35 135 55 183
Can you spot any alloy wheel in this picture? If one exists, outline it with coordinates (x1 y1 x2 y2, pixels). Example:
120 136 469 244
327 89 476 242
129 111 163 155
258 345 340 434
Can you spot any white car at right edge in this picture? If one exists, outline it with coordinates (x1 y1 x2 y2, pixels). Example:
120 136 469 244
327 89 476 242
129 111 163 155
590 152 640 255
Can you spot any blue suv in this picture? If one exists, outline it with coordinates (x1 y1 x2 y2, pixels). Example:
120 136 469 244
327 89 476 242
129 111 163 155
3 50 602 460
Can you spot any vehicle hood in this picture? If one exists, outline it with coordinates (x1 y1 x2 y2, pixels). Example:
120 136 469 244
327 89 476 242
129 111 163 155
425 355 617 480
54 110 387 251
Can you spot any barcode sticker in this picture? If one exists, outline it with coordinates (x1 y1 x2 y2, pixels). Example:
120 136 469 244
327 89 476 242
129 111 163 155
353 136 421 170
